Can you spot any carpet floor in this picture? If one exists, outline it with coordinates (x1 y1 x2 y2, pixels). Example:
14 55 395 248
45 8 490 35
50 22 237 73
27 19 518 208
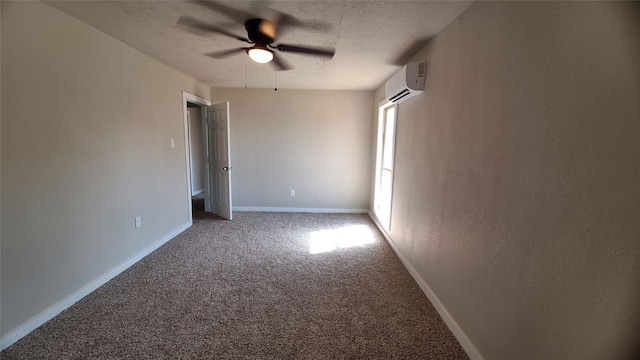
2 200 469 359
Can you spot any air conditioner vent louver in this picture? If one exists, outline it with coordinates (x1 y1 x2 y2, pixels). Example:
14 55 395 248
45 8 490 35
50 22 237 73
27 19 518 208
385 62 425 104
389 89 411 103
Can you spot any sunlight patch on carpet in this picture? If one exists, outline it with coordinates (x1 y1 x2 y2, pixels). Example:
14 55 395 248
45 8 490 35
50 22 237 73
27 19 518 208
308 225 376 254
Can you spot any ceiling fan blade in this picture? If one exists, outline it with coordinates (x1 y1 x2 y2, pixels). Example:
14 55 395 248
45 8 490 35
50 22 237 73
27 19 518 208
272 53 293 71
189 0 255 23
177 16 250 43
261 9 302 35
276 14 333 35
204 48 248 59
275 44 335 58
260 10 333 39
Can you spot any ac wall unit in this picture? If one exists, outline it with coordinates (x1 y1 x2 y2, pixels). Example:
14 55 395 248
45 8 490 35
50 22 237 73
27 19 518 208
385 62 425 104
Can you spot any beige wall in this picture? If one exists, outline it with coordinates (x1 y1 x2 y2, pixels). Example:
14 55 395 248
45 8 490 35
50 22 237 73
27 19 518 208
373 2 640 359
1 1 210 338
211 88 373 211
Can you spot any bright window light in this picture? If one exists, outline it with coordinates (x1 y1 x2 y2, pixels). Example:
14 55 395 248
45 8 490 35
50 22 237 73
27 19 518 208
373 103 397 230
308 225 376 254
247 47 274 63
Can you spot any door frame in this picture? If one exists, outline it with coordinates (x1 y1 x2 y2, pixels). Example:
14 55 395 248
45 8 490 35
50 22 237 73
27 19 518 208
182 91 211 224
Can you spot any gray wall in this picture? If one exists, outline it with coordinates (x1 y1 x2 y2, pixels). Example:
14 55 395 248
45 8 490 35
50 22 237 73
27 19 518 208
212 88 373 211
373 2 640 359
188 107 205 195
1 1 210 337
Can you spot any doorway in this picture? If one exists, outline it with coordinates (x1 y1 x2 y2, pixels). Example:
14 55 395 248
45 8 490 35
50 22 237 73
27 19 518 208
182 92 211 223
187 103 205 197
187 102 206 217
182 92 233 222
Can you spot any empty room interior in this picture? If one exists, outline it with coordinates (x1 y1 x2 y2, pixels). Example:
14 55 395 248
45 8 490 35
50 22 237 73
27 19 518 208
1 1 639 359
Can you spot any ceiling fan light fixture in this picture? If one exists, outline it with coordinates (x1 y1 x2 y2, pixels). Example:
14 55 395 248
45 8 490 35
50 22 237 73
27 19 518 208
247 47 274 63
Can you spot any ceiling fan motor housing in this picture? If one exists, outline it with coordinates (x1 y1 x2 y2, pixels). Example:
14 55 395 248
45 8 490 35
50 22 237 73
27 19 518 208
245 18 275 44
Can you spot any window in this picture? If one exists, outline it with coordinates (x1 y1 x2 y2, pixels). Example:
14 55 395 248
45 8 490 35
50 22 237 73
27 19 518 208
373 103 397 230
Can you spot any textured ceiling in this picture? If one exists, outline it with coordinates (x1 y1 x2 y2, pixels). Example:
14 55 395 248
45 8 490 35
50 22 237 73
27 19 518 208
46 0 473 90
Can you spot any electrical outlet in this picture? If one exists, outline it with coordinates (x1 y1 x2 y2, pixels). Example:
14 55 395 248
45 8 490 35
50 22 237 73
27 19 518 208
290 190 296 197
135 216 142 228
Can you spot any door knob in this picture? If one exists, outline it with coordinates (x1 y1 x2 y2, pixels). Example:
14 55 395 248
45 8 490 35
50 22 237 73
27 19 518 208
223 166 233 171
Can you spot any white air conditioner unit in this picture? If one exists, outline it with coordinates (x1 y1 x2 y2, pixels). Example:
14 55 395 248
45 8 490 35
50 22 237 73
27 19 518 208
385 62 426 104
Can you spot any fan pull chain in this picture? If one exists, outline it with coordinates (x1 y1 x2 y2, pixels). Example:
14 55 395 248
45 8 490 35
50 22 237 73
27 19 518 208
244 57 247 89
274 68 278 92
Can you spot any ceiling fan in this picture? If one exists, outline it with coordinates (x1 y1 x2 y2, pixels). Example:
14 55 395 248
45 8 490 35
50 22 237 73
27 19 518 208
177 1 335 71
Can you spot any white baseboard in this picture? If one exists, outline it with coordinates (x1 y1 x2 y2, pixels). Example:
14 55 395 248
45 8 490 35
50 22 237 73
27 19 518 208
0 221 192 351
234 206 368 214
367 211 484 360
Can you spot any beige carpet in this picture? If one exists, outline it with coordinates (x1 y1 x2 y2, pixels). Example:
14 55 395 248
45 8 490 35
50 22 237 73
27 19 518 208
2 200 469 359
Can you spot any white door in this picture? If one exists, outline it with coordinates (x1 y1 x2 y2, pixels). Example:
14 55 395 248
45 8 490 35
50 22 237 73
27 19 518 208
204 102 233 220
